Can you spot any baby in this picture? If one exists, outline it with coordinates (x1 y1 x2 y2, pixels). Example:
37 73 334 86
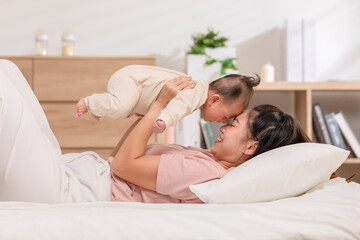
75 65 260 133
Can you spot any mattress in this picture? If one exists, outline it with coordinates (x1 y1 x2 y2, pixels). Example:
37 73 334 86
1 178 360 240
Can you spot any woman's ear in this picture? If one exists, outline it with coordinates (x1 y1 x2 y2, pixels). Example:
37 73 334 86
245 140 258 156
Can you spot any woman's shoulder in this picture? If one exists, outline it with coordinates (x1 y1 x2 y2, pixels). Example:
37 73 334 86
145 143 191 154
145 144 217 161
155 144 229 181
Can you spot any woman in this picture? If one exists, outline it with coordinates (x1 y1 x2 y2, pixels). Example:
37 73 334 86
109 88 311 203
0 59 309 204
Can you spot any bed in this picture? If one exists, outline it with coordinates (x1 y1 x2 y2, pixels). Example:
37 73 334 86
0 178 359 239
1 59 360 239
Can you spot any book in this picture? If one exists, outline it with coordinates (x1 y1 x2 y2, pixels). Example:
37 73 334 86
334 112 360 158
285 18 303 82
312 103 332 144
325 112 346 149
302 18 317 82
200 118 214 149
175 110 202 147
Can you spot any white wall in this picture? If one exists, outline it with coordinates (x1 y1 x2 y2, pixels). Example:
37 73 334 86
1 0 360 81
1 0 360 138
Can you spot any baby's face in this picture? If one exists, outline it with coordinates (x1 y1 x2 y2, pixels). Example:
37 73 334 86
202 100 245 124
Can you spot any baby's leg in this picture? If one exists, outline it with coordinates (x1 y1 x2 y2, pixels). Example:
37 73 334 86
85 79 141 119
0 60 64 203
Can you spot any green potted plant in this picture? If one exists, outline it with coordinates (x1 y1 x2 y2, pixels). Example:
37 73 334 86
188 28 228 55
187 28 238 80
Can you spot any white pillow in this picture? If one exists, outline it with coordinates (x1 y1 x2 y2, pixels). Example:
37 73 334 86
189 143 349 204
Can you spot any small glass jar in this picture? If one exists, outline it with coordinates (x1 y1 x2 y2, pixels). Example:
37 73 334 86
34 29 49 56
62 29 75 56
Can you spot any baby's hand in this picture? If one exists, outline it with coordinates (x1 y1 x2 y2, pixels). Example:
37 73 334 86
152 119 166 133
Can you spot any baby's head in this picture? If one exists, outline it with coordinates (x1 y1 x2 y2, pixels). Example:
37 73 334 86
202 74 260 123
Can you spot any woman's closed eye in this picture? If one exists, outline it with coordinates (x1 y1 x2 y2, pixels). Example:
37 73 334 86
227 120 236 127
232 118 240 126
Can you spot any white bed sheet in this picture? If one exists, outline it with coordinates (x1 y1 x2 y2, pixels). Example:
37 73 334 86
1 178 360 240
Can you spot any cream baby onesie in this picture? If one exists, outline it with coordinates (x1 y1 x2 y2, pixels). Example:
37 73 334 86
83 65 209 129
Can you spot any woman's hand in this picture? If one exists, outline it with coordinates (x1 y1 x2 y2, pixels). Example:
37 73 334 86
156 75 196 108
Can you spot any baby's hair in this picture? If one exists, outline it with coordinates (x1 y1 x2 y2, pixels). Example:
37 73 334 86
209 74 261 107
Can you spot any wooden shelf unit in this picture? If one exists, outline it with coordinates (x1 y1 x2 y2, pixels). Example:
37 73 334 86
255 81 360 163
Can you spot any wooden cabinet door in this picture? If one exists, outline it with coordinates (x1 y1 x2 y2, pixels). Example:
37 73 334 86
33 57 156 101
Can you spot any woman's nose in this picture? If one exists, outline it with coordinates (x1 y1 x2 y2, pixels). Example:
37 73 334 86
220 125 226 133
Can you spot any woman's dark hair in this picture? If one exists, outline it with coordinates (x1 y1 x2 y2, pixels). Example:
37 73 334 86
248 104 311 158
209 74 260 107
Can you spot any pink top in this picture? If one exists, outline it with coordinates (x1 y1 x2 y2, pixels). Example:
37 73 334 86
110 144 232 203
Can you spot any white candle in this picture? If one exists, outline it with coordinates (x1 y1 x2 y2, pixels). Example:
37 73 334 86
261 63 275 82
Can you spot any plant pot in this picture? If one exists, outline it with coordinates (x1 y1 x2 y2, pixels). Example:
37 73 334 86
205 47 236 61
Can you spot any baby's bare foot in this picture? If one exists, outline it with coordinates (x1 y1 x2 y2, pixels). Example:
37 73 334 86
75 98 88 118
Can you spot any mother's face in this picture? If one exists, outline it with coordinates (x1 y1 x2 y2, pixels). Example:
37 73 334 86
210 110 258 166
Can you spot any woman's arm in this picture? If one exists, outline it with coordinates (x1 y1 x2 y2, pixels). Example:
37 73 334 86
110 76 195 191
110 118 141 158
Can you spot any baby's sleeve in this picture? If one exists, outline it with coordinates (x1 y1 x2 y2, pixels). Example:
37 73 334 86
157 81 208 129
